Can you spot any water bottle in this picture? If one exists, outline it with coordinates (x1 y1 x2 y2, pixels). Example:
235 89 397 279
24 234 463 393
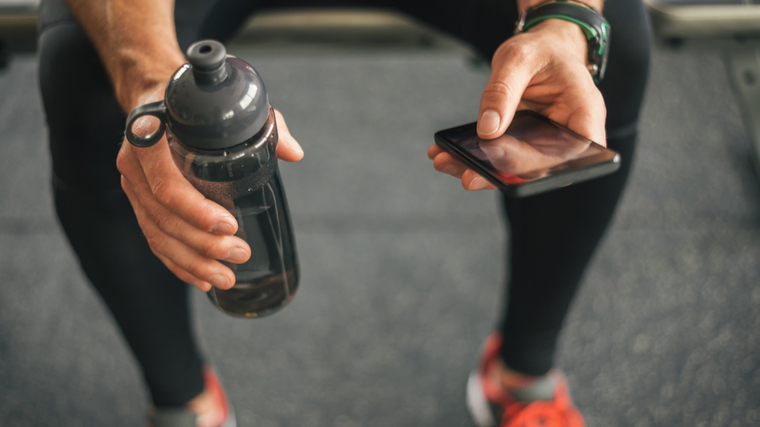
124 40 299 318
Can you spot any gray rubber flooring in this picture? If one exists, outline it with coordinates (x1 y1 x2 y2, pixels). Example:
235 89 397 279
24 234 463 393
1 42 760 426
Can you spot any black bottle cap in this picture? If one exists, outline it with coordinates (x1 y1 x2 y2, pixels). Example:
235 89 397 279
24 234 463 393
163 40 270 150
187 40 226 71
187 40 229 84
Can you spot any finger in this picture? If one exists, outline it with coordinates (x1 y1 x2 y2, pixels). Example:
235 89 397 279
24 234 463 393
274 109 304 162
117 140 239 236
427 144 445 160
432 152 467 178
428 144 498 190
122 176 251 264
461 169 497 191
155 252 213 292
478 42 539 140
123 179 237 289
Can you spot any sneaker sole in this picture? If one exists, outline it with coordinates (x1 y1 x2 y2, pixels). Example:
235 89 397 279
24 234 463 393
466 371 497 427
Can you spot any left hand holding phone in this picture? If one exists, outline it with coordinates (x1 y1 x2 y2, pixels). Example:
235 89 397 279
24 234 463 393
427 18 607 191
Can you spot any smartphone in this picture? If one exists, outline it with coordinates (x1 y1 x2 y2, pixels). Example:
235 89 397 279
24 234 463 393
434 110 620 197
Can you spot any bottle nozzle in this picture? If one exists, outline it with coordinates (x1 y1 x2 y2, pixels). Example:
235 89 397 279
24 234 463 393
187 40 228 85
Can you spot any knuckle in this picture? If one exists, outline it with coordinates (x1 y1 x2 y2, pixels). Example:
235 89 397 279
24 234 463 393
495 40 534 66
199 198 219 215
120 175 130 194
185 260 210 280
152 208 176 235
170 267 194 284
150 247 162 259
145 233 166 255
151 179 174 206
116 148 128 174
200 238 224 259
483 81 515 100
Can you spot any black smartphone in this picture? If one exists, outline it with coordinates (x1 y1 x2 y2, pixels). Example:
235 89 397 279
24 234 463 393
434 110 620 197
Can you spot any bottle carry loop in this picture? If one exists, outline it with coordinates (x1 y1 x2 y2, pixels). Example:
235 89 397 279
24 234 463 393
125 100 168 147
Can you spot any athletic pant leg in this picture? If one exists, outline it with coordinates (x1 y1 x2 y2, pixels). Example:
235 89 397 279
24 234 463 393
389 0 651 375
37 0 257 406
38 18 206 406
499 131 639 375
497 1 651 375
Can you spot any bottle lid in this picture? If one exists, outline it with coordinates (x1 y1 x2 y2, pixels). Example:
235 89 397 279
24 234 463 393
164 40 270 150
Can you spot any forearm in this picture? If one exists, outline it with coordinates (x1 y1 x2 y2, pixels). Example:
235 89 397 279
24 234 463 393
63 0 186 111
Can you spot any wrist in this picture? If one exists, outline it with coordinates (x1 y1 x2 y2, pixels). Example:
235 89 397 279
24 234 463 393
113 53 185 112
516 0 610 83
523 19 587 65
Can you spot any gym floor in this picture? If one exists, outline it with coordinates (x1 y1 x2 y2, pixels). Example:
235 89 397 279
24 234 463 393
1 12 760 427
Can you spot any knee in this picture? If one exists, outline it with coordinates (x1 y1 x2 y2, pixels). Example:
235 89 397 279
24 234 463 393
38 23 119 128
39 23 125 191
39 23 92 110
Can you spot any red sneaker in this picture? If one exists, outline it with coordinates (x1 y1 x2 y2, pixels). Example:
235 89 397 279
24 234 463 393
197 367 235 427
466 334 585 427
148 367 236 427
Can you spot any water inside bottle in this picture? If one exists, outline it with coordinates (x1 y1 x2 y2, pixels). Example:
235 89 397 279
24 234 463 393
207 170 299 317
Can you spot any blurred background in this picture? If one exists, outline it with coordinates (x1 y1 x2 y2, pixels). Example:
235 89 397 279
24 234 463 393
1 1 760 426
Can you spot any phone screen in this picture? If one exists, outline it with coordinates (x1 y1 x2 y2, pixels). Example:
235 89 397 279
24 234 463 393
440 111 611 185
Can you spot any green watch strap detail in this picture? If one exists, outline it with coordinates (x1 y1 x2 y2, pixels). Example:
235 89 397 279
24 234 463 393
598 22 610 56
523 14 598 40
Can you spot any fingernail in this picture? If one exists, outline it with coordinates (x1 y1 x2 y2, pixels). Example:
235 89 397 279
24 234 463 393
225 247 249 263
292 141 304 156
478 109 501 135
439 164 459 176
284 135 304 156
209 274 230 289
469 176 489 191
212 222 236 236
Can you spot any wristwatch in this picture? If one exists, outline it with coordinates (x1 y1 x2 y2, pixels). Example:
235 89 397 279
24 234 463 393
516 0 610 84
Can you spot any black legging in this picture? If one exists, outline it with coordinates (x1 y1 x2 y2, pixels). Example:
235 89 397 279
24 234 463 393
38 0 650 406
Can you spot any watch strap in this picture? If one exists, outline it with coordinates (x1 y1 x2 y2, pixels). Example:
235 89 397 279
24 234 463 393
518 1 610 83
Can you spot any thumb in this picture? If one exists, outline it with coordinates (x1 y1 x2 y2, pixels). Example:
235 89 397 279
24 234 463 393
477 47 536 140
273 109 304 162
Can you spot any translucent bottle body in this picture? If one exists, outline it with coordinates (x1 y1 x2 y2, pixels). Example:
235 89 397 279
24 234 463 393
168 107 299 317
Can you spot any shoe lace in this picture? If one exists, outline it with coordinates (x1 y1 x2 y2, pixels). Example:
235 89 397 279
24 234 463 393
501 400 584 427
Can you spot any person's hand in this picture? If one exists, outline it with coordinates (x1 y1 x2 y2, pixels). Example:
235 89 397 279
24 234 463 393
117 87 304 292
428 19 606 191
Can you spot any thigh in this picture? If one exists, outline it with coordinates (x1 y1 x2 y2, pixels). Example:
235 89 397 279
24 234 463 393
598 0 651 133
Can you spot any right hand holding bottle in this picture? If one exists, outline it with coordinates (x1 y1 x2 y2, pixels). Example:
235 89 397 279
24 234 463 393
118 91 304 292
